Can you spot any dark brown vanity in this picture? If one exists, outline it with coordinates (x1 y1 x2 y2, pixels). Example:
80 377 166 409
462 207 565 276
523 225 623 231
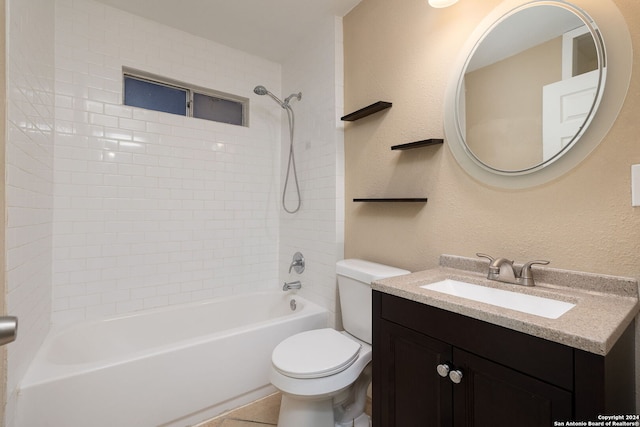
371 256 638 426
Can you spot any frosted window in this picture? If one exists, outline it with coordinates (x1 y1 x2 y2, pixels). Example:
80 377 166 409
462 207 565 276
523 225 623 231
193 92 244 126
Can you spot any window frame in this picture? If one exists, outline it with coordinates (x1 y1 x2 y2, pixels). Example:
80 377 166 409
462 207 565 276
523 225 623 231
122 67 249 127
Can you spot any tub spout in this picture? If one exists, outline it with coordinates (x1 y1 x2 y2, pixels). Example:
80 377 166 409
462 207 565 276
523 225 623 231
283 281 302 291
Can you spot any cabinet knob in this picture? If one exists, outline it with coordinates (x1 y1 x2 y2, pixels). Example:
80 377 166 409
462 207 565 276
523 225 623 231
436 363 451 378
449 369 464 384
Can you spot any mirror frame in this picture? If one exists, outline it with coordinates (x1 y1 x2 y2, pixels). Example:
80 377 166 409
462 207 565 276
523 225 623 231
444 0 632 189
459 2 606 174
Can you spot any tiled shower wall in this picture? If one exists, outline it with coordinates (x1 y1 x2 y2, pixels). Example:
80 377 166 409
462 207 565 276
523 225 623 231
6 0 345 421
52 0 283 325
279 17 345 327
5 0 55 421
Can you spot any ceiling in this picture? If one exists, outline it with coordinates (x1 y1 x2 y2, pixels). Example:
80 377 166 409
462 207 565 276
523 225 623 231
93 0 362 63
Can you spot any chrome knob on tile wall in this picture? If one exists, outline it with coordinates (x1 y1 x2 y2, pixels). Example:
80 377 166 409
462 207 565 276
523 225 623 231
0 316 17 346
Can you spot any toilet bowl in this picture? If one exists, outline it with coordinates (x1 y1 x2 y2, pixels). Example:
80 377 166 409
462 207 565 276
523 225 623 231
270 259 409 427
270 329 372 427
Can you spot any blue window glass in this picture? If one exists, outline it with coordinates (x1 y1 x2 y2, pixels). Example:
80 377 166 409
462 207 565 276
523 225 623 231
193 92 244 126
124 75 187 116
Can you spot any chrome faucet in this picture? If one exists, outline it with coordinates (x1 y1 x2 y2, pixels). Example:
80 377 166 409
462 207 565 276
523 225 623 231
477 253 549 287
288 252 305 274
283 280 302 291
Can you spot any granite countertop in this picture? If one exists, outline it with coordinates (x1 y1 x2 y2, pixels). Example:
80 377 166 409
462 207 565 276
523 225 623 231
372 255 639 356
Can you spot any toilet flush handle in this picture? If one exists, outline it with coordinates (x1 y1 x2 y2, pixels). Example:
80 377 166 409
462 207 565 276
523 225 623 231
0 316 18 346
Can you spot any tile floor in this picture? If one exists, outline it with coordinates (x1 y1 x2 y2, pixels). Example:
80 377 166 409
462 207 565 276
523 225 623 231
195 393 281 427
195 392 372 426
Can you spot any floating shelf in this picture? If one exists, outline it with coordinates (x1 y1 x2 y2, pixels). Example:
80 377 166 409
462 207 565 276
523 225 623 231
353 198 428 203
391 138 444 151
341 101 392 121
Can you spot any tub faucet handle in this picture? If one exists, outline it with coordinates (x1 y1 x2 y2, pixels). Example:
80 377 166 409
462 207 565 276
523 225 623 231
288 252 305 274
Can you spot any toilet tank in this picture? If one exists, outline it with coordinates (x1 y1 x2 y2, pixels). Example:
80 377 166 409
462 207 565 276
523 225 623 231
337 259 409 344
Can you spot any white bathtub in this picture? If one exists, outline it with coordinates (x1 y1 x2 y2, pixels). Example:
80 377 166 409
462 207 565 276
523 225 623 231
16 291 328 427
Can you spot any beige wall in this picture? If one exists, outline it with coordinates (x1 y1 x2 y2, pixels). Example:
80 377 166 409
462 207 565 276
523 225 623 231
343 0 640 280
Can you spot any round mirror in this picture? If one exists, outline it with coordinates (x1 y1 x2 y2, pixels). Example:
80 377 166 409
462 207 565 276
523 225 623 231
444 0 631 189
457 2 605 174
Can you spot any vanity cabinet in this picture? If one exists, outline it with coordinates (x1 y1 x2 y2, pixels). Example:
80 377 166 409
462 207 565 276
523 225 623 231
372 291 635 427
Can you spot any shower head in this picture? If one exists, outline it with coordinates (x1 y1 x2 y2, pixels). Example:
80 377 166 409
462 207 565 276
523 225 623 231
253 85 301 109
254 85 286 108
253 85 269 96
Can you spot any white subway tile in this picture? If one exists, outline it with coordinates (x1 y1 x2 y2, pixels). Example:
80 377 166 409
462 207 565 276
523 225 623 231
43 0 340 333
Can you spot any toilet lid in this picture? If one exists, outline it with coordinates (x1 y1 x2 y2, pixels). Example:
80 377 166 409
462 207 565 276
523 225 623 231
272 329 362 379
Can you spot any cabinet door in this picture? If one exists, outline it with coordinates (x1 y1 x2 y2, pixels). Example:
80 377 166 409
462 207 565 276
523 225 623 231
375 319 453 427
452 348 572 427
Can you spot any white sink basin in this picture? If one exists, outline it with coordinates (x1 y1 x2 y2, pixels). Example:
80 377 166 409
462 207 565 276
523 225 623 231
420 279 575 319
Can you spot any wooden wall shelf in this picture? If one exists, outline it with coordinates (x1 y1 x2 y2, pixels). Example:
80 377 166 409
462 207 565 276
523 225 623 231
391 139 443 150
341 101 392 121
353 198 428 203
343 101 436 205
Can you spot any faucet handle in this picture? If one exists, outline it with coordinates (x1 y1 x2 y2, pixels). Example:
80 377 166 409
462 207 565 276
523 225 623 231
476 253 498 272
519 260 550 286
476 252 500 279
476 253 494 263
477 253 502 279
288 252 305 274
521 260 550 274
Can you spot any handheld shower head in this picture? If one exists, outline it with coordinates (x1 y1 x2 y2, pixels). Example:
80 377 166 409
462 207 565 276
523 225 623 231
254 85 286 108
254 84 303 214
253 85 268 96
253 85 301 109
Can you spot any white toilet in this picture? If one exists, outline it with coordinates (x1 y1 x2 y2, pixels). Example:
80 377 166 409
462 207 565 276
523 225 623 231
270 259 410 427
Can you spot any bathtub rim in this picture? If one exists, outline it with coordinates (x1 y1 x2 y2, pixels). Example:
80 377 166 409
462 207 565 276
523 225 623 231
19 291 328 389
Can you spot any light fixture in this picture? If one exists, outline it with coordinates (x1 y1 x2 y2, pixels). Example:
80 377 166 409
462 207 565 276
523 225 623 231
428 0 458 7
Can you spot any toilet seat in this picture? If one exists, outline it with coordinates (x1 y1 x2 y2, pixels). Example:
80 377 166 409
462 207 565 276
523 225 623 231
272 329 361 379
